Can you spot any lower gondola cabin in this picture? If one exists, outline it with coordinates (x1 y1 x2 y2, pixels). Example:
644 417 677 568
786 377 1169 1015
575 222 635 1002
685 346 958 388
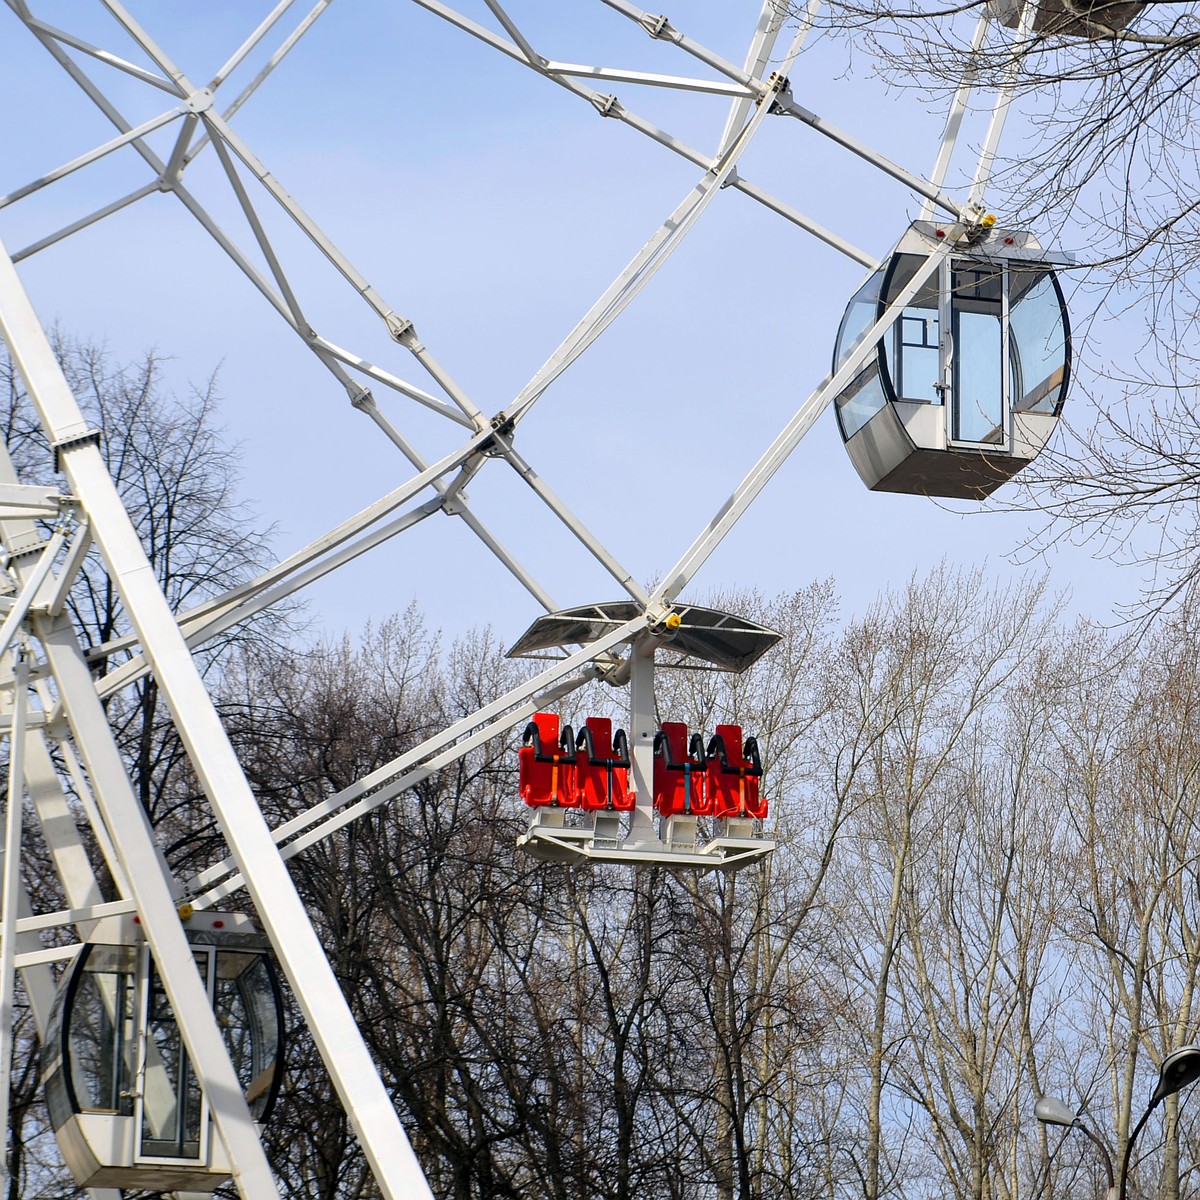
42 912 283 1193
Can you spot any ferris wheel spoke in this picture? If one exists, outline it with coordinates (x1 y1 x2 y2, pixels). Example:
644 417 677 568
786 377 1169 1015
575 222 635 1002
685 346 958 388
482 0 545 67
96 0 194 95
306 337 473 424
923 10 994 221
652 234 958 606
10 184 157 264
600 1 762 87
774 92 962 218
190 0 336 152
15 12 179 93
0 107 185 211
544 63 754 97
970 3 1039 206
210 0 305 89
507 73 783 426
715 0 791 156
185 618 643 907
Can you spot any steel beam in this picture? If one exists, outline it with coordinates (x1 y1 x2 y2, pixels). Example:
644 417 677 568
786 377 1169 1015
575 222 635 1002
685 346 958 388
0 233 427 1198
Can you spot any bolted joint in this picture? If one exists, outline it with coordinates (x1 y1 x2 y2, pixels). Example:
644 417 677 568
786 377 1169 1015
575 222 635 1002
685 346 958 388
2 530 47 566
51 429 102 474
186 88 214 114
639 13 673 39
440 489 469 517
43 710 71 740
590 93 622 119
767 73 793 112
348 384 376 412
385 312 417 345
480 412 516 457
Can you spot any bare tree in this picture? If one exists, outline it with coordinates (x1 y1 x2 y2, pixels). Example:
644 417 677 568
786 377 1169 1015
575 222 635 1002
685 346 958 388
0 337 278 835
1036 600 1200 1200
821 566 1056 1200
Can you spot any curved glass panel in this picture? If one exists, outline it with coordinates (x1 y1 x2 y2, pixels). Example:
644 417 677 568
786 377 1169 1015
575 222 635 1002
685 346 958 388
834 267 885 370
881 254 943 405
1010 269 1068 414
67 944 136 1115
835 365 887 440
214 951 281 1121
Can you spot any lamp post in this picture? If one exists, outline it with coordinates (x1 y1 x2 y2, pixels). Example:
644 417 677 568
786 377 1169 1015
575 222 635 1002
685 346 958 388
1033 1096 1115 1200
1035 1044 1200 1200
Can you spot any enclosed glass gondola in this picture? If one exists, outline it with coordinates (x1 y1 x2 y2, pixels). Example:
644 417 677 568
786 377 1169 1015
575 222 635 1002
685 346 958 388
833 221 1070 499
42 911 283 1194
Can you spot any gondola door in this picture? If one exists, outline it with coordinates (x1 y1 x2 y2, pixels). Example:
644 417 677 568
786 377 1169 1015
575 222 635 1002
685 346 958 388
948 262 1009 449
133 946 214 1168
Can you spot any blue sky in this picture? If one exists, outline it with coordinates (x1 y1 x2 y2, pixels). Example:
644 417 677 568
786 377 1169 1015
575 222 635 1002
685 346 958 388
0 1 1139 647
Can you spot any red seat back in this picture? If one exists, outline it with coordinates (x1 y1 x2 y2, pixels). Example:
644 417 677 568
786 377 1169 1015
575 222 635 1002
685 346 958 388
653 722 708 816
518 712 576 807
575 717 634 811
706 725 766 819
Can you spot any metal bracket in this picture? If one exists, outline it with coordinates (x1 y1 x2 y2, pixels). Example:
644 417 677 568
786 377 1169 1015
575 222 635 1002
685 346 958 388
440 489 469 516
480 412 515 457
384 312 420 349
590 94 621 119
639 13 672 39
767 74 792 112
186 88 214 114
51 429 102 474
2 531 47 566
348 383 376 412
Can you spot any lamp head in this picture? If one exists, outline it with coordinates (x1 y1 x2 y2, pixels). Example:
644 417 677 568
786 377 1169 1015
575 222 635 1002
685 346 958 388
1151 1045 1200 1105
1034 1096 1079 1128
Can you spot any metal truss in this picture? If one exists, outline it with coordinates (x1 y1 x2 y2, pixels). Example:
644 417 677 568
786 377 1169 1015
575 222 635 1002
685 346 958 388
0 0 1043 1195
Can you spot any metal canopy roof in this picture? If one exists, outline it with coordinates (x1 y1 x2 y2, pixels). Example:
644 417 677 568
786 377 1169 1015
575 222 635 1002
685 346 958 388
506 602 781 674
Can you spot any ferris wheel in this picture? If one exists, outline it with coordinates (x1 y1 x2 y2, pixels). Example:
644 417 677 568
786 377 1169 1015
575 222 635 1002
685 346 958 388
0 1 1110 1197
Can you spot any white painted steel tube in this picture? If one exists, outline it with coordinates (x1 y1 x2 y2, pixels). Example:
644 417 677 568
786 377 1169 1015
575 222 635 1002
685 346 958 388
0 234 427 1199
0 652 28 1191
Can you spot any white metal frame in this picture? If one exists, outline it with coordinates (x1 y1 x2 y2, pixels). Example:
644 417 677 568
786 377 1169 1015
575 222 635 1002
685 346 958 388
0 1 1046 1196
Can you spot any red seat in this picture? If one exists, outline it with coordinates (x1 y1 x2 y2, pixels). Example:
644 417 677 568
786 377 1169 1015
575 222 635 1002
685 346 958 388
653 722 709 816
518 712 577 807
705 725 766 819
574 717 634 811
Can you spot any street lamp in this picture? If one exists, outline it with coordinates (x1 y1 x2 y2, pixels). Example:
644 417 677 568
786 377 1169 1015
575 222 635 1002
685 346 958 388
1033 1096 1115 1199
1035 1044 1200 1200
